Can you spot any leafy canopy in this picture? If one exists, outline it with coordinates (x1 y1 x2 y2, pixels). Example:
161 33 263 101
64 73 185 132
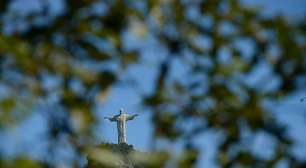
0 0 305 167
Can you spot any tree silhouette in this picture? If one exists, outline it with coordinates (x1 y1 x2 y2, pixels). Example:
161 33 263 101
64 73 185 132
0 0 305 167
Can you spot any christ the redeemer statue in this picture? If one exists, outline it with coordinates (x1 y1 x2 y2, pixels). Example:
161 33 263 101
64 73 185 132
104 109 138 144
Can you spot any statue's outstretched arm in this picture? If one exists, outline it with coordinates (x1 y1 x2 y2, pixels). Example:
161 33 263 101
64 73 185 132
104 116 116 122
127 114 139 121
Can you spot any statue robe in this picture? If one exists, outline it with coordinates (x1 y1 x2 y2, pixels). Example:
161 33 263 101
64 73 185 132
108 113 136 144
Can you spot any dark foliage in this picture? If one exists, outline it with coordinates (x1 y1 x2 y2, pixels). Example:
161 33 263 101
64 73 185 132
86 143 168 168
0 0 305 167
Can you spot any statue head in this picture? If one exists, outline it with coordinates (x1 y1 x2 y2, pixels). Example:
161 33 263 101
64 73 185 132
119 108 124 114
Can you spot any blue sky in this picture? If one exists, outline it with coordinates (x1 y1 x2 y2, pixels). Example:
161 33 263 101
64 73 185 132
0 0 306 167
98 1 306 167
